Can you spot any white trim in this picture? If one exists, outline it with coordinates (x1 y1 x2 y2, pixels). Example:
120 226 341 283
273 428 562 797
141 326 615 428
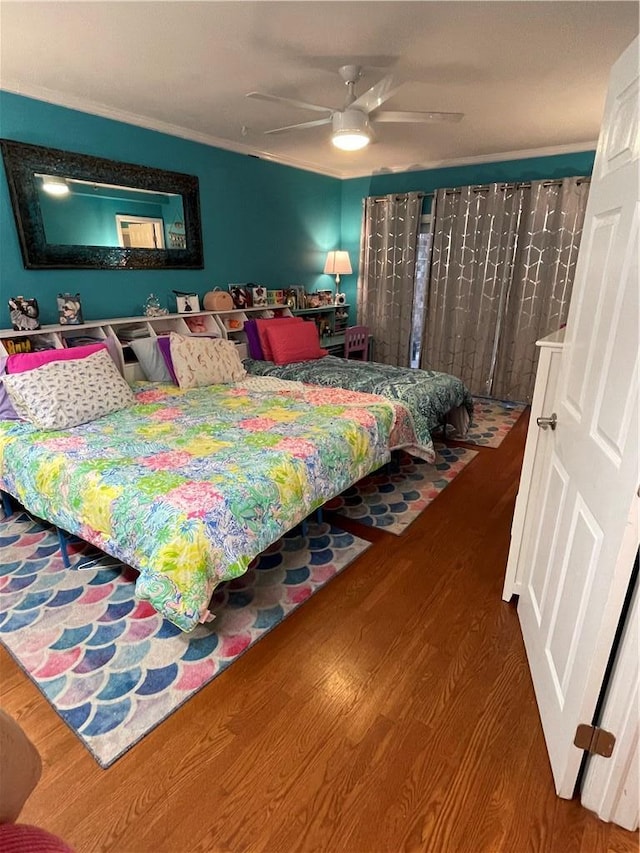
355 142 598 179
1 82 596 181
0 81 343 179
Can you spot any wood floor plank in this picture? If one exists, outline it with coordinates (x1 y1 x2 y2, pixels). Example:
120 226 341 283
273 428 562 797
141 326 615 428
2 409 638 852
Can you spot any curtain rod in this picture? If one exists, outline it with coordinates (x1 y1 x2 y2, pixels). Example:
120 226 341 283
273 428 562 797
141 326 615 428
370 192 428 202
369 177 590 202
443 177 591 194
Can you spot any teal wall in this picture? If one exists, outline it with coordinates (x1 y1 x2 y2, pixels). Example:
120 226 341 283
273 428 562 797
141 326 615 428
0 90 595 327
39 192 164 247
338 151 596 308
0 91 341 324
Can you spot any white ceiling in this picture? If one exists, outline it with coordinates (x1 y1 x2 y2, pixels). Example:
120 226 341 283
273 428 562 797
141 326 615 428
0 1 638 179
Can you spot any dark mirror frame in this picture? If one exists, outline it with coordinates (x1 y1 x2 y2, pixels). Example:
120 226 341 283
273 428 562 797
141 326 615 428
0 139 204 270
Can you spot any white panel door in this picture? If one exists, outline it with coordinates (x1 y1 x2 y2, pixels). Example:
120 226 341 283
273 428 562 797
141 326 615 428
517 36 639 797
581 503 639 830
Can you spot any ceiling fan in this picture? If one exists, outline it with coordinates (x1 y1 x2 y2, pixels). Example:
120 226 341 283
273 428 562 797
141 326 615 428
247 65 463 151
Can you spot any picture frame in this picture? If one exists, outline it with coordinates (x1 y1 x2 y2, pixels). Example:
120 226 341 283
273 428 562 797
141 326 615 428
174 293 200 313
8 295 40 331
286 286 306 311
267 290 284 305
305 293 321 308
283 288 299 310
251 286 267 307
57 293 83 325
228 285 252 309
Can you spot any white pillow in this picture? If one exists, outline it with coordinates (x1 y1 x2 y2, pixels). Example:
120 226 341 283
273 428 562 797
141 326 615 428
169 332 247 390
130 337 173 383
2 349 135 430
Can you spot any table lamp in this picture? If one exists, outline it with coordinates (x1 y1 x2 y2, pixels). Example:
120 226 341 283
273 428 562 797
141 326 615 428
323 250 352 302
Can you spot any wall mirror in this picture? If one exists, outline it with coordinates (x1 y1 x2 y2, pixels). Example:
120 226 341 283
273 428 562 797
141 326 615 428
1 139 204 269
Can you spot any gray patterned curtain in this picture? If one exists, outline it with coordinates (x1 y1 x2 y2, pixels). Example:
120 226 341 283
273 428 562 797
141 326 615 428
420 183 524 397
420 177 589 402
491 179 590 401
357 193 422 367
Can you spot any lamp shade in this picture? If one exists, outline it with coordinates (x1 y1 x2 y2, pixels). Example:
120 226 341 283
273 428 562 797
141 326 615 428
323 250 352 277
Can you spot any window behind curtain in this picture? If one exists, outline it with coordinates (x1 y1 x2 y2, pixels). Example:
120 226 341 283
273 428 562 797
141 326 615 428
410 205 434 369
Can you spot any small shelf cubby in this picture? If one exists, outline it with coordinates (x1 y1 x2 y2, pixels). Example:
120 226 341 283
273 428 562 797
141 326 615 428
0 304 292 381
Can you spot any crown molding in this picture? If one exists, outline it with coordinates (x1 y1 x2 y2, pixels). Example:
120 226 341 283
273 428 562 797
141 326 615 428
1 82 596 182
0 81 345 179
350 141 598 180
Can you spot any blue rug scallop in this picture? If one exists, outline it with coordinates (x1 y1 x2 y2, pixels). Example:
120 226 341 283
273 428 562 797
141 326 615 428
0 512 369 768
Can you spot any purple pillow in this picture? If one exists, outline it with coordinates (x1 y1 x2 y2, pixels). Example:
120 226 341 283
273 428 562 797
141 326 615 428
156 336 178 384
244 319 264 360
0 356 20 420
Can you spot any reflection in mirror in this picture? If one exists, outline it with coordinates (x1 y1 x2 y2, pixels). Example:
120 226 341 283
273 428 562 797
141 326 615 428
116 216 167 249
36 174 185 250
1 139 203 269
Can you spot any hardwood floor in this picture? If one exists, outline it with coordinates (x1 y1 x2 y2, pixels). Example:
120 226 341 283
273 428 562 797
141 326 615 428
1 412 638 853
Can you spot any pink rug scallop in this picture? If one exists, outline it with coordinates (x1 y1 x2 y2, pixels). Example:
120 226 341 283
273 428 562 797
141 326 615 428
0 511 369 768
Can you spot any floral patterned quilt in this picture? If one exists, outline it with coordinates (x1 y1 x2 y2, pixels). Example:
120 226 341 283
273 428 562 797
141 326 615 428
0 380 397 631
245 356 474 462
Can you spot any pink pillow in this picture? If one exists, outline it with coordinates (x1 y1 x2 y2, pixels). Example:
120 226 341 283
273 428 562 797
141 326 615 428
266 321 328 365
7 343 106 374
0 823 75 852
255 317 304 362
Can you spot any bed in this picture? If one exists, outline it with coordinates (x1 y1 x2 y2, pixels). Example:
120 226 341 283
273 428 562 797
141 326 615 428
244 355 474 463
0 376 413 632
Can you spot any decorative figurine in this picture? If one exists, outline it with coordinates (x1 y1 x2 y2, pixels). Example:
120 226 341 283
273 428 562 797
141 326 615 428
144 293 168 317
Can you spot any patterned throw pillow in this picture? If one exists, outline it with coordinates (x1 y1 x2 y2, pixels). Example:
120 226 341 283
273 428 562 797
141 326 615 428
1 349 135 430
168 333 247 389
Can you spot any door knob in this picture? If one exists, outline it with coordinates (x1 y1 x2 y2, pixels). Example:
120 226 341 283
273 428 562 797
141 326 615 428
536 412 557 430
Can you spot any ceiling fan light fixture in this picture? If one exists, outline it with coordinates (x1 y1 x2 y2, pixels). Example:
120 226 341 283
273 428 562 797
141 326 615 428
40 175 70 196
332 131 370 151
250 64 465 153
331 110 370 151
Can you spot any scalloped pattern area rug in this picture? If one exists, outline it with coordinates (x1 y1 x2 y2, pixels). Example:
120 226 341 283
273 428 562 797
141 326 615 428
453 396 526 447
326 443 478 535
0 512 369 768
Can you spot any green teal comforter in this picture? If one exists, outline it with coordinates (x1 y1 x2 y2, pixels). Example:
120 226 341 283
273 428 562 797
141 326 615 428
245 356 474 461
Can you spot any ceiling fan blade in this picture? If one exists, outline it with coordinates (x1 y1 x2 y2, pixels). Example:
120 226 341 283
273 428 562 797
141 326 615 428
246 92 333 114
373 110 464 124
264 117 333 136
350 74 401 114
